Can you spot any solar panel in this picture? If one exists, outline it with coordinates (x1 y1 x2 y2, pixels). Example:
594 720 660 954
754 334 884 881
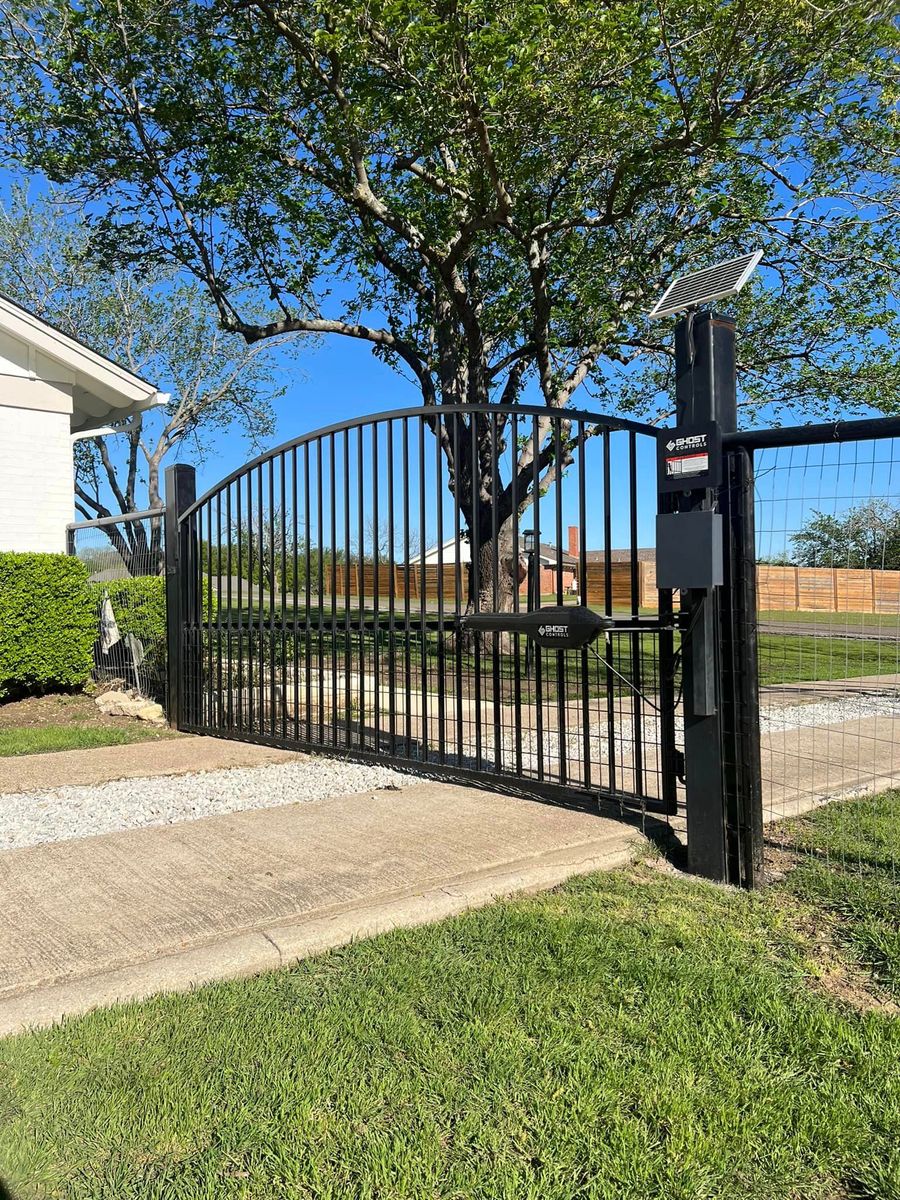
648 250 763 319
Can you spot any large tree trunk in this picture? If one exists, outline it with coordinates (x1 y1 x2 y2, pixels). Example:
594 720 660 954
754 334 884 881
458 527 527 654
473 538 524 615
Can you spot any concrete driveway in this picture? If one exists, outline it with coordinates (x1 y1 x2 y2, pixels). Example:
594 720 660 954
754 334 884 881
0 765 640 1037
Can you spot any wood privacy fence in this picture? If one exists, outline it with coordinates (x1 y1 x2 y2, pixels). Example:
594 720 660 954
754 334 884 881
334 560 658 608
334 563 464 601
582 561 656 609
757 565 900 613
582 562 900 614
321 558 900 613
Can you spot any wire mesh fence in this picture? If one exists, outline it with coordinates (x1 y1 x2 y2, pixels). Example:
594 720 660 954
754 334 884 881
67 509 167 703
753 436 900 894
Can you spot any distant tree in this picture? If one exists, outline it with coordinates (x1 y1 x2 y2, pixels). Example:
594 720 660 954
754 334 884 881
791 501 900 570
0 187 287 573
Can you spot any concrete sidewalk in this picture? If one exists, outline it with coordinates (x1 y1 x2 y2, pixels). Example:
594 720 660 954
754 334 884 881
0 780 640 1037
0 735 296 794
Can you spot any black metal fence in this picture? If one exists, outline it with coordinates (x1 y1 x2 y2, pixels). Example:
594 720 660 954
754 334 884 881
171 405 682 824
66 508 168 702
734 424 900 894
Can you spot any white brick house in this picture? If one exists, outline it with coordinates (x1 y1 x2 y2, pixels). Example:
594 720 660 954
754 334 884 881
0 295 166 553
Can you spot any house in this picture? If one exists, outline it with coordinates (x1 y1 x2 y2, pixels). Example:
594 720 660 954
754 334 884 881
412 535 579 596
566 526 655 567
0 294 166 553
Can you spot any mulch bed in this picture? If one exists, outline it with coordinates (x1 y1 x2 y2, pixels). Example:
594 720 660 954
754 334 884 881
0 692 172 738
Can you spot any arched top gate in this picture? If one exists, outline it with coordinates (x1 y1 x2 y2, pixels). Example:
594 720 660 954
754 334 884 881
170 404 678 814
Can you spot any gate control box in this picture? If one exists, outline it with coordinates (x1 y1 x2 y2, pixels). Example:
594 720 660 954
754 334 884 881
656 511 723 590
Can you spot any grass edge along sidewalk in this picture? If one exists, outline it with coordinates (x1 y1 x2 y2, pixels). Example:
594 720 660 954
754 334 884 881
1 796 899 1200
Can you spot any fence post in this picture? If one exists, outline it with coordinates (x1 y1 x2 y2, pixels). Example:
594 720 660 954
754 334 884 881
657 313 734 882
164 464 196 729
720 447 764 887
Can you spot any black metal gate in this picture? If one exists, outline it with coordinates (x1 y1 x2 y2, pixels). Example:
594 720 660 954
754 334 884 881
168 405 680 816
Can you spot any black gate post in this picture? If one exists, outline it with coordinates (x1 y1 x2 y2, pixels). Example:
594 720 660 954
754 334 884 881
164 463 196 730
657 312 764 886
657 313 732 882
681 312 733 883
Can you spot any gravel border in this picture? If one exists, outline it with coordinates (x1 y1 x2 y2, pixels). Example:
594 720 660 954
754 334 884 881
0 759 418 852
3 693 897 853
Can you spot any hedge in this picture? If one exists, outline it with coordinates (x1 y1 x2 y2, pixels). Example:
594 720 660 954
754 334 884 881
0 553 97 700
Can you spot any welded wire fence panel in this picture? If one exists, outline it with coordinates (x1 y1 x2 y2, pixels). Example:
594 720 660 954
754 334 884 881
753 437 900 890
177 405 682 826
67 511 167 702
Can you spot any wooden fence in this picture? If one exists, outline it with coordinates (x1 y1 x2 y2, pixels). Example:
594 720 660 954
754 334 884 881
583 561 656 609
320 558 900 614
334 563 465 601
757 565 900 613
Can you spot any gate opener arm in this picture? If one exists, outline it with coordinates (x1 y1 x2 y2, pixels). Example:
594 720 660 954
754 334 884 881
458 605 612 649
458 605 677 649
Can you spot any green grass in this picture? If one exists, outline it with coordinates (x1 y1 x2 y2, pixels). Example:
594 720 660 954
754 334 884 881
758 632 899 685
0 723 176 757
2 801 899 1198
760 609 900 631
780 791 900 998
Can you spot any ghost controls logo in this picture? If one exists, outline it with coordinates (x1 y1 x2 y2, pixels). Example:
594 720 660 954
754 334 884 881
665 433 708 452
538 624 567 637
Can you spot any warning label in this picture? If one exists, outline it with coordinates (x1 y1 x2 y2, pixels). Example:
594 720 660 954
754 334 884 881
657 423 721 493
666 452 709 477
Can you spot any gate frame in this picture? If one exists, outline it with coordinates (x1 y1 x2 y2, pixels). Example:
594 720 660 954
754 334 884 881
166 403 678 818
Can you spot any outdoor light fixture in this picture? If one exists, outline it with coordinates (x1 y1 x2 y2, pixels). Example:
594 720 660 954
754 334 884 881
522 529 537 554
648 250 763 320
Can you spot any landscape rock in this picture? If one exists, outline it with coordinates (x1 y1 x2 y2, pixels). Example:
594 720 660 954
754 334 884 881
95 691 166 725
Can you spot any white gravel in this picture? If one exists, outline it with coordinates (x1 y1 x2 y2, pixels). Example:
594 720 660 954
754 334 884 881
759 694 900 733
4 693 898 853
0 759 418 852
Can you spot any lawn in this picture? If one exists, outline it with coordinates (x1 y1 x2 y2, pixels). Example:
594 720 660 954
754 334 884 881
758 631 900 685
760 609 900 632
777 791 900 997
1 797 898 1199
0 723 176 757
0 693 177 757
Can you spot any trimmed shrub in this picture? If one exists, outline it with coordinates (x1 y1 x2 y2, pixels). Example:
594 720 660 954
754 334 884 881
0 553 97 700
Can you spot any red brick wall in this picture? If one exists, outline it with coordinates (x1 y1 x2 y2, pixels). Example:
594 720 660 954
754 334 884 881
519 566 577 597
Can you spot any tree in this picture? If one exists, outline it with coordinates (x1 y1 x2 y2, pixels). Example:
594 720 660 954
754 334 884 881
0 187 287 573
792 501 900 570
1 0 897 607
